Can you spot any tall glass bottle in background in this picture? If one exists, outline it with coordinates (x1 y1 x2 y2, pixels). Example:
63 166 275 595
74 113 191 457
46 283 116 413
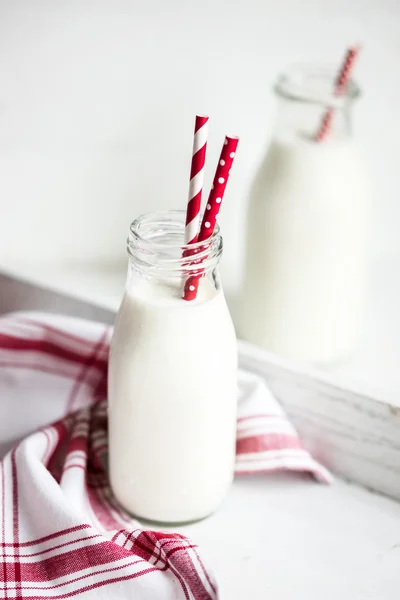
240 65 370 363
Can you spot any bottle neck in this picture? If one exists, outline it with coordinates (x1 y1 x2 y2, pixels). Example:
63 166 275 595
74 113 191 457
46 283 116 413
273 64 360 142
275 97 352 141
127 210 223 281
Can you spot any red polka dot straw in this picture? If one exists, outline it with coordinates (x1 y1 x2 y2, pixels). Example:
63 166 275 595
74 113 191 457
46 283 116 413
183 135 239 301
315 45 360 142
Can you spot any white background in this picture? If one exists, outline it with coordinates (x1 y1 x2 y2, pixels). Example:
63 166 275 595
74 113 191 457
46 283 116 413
1 0 400 393
1 0 400 287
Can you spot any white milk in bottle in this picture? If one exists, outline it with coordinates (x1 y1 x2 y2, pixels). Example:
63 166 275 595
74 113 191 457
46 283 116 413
240 65 369 362
108 211 237 523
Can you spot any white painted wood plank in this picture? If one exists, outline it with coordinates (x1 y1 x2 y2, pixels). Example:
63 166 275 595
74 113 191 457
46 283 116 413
240 342 400 501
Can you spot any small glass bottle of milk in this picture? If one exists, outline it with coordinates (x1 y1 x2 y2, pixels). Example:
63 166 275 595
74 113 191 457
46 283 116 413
240 65 369 363
108 210 237 523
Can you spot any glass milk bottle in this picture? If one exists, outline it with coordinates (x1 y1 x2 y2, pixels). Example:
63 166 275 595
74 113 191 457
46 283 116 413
240 65 369 363
108 211 237 523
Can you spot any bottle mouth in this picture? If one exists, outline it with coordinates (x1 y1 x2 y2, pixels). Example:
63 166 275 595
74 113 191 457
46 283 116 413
275 63 361 107
127 210 222 276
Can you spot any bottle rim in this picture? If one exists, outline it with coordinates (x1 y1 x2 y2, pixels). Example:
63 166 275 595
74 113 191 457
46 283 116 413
127 210 222 276
275 63 361 107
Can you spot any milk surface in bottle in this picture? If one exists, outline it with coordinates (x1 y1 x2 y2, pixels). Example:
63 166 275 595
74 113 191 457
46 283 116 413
108 211 237 523
240 65 369 362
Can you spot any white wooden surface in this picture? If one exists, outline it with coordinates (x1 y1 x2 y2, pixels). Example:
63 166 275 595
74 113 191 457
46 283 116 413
2 270 400 598
181 474 400 599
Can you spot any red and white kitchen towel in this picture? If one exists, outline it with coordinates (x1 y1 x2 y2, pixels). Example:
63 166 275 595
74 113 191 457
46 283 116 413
0 312 331 599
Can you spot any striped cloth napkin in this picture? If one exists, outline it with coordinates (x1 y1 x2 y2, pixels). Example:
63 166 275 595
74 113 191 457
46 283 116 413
0 312 331 600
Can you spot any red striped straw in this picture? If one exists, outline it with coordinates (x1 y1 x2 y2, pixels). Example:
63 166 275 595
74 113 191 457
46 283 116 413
315 45 360 142
183 135 239 301
184 115 209 244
